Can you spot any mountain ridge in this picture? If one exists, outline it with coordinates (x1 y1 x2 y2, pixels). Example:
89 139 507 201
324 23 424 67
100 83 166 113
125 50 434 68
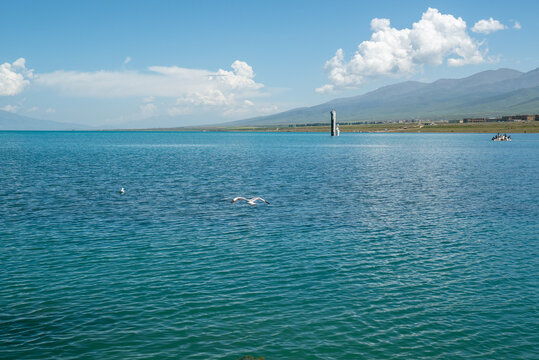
0 110 88 130
225 67 539 126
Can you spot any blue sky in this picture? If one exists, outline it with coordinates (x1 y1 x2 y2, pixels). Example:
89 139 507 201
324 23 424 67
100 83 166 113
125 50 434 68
1 0 538 127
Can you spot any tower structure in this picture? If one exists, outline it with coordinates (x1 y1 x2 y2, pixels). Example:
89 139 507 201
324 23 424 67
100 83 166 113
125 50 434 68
330 109 337 136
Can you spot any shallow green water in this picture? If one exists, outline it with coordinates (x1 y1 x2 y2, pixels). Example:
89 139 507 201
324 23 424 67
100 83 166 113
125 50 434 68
1 131 538 359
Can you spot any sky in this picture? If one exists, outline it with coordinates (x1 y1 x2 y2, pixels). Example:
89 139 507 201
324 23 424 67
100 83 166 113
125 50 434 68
1 0 538 128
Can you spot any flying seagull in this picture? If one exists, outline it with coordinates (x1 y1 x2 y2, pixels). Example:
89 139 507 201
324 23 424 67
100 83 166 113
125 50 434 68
231 197 270 205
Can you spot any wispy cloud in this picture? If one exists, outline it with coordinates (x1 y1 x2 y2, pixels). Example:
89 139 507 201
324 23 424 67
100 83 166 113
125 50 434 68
139 102 156 116
123 56 132 65
317 8 490 93
1 104 18 112
513 21 522 30
471 17 507 34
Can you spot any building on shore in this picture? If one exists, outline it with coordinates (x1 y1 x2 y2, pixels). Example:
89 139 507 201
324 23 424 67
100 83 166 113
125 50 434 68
457 114 539 123
461 117 487 123
501 114 536 122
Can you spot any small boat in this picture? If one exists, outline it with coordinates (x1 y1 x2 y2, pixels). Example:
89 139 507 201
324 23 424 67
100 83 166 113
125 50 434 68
492 133 511 141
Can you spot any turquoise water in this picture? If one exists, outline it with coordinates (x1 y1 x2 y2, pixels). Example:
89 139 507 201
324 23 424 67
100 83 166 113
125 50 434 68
1 131 538 359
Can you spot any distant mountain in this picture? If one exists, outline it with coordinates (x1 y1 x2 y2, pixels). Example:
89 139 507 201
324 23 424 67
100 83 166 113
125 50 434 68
227 67 539 126
0 110 87 130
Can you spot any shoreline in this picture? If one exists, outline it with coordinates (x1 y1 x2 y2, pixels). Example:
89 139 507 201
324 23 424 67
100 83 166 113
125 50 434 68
117 121 539 133
3 122 538 133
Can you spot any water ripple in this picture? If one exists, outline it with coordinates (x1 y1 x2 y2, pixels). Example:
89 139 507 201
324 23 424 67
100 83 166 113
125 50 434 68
1 132 538 359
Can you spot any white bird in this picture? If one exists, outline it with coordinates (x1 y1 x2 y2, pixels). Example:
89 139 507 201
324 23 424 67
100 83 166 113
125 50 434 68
120 187 125 194
231 196 270 205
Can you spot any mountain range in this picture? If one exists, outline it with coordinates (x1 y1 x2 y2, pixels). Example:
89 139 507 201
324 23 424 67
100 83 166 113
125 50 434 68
227 67 539 126
1 67 538 130
0 110 87 130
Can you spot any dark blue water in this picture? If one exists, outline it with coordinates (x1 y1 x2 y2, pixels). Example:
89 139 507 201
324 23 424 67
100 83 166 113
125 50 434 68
1 131 538 359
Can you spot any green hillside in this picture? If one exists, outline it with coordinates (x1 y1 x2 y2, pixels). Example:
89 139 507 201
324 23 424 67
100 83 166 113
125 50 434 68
227 68 539 126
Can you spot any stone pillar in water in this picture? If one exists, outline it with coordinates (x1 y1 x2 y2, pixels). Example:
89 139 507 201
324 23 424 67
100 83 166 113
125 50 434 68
330 109 336 136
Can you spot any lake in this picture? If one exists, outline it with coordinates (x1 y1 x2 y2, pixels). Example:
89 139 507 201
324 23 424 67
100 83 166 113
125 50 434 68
1 131 538 359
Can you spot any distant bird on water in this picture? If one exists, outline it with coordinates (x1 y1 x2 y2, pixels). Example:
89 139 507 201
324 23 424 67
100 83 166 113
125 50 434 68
120 187 125 194
231 197 270 205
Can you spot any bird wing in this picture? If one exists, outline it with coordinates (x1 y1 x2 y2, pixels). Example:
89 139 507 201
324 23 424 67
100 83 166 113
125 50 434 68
231 197 248 203
251 197 270 204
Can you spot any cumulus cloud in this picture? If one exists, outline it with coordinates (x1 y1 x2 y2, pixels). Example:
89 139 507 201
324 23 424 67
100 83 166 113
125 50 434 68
168 91 274 118
0 58 34 96
472 17 507 34
317 8 488 93
513 21 521 30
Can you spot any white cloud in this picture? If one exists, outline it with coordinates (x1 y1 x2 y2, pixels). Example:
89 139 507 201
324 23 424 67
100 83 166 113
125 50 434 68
472 17 507 34
0 58 34 96
139 102 157 116
222 100 276 118
35 60 264 116
317 8 488 93
167 62 264 113
1 104 18 112
175 89 232 107
35 60 264 117
123 56 132 65
513 21 521 30
167 106 191 116
45 108 56 113
168 95 273 119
